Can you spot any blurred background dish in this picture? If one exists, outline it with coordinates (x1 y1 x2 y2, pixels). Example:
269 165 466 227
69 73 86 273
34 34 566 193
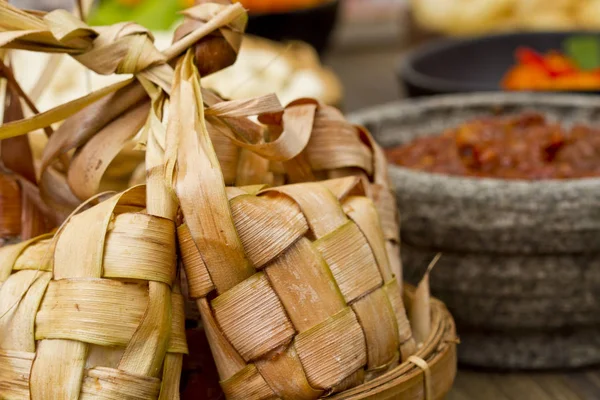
235 0 331 13
243 0 340 54
501 37 600 92
87 0 185 29
399 32 600 97
202 35 342 106
410 0 600 37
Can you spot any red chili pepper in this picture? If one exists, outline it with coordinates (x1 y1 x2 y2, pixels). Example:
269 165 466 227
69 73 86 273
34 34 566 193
516 47 546 66
515 47 555 75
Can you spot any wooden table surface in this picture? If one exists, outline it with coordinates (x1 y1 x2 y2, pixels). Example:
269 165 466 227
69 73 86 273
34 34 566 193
448 369 600 400
324 42 600 400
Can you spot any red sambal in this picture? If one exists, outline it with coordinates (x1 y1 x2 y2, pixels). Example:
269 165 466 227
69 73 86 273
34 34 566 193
385 113 600 180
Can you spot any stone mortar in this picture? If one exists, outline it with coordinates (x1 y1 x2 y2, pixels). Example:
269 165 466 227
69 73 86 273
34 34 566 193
350 92 600 369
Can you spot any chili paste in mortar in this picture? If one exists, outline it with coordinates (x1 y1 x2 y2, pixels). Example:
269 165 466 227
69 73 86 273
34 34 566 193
385 113 600 180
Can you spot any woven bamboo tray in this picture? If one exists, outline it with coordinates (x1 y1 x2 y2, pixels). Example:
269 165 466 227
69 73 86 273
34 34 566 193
182 284 458 400
333 285 457 400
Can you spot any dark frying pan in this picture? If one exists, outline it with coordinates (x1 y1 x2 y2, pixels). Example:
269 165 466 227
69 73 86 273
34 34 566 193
399 31 600 97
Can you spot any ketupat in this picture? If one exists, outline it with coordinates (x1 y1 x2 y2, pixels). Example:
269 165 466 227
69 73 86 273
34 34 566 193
0 185 187 399
0 4 205 389
179 179 417 398
169 51 417 398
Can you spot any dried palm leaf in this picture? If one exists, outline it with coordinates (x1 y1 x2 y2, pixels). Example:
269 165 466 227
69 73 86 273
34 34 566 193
254 102 405 288
0 184 187 399
172 95 405 290
411 253 442 346
0 0 249 218
0 57 55 245
76 92 405 290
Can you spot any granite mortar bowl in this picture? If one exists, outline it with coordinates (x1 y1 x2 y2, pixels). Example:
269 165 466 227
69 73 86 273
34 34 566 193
350 92 600 370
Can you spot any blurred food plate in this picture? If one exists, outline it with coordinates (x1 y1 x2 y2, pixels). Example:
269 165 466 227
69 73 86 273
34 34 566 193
411 0 600 36
242 0 340 53
202 35 342 106
399 32 600 97
235 0 332 14
503 37 600 91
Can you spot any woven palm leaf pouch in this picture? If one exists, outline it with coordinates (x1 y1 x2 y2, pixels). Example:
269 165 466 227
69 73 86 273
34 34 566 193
169 49 418 399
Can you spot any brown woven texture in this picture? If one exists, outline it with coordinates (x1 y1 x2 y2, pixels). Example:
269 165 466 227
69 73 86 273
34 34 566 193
205 99 404 288
179 175 416 399
0 186 187 399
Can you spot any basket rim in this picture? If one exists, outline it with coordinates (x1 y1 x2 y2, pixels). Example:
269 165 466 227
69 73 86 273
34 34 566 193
332 284 457 399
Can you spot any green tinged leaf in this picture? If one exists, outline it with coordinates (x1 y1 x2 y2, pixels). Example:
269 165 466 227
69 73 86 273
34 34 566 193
563 36 600 71
88 0 183 30
87 1 137 26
